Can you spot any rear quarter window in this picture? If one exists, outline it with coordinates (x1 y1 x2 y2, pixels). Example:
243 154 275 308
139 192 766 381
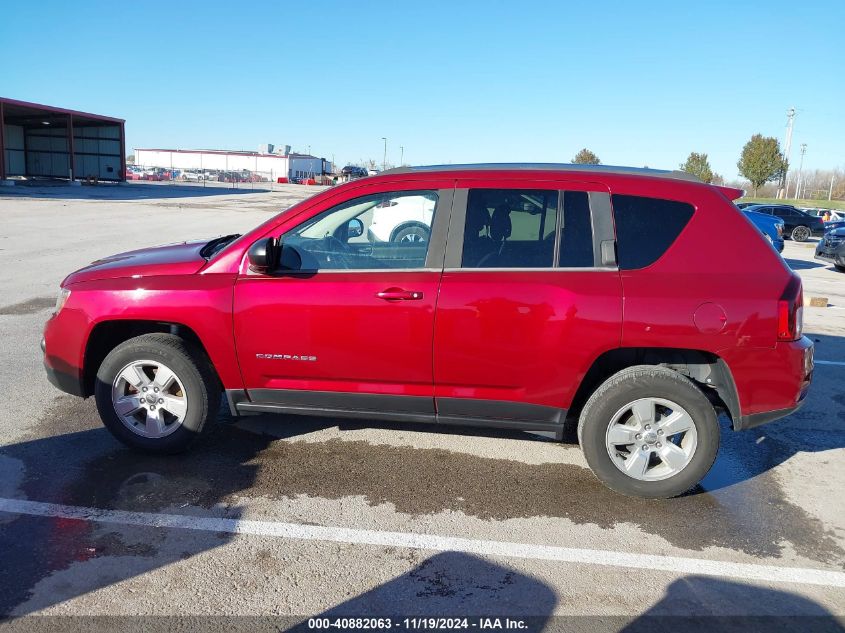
612 194 695 270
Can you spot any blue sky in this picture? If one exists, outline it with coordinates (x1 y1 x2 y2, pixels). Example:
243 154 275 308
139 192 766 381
1 0 842 178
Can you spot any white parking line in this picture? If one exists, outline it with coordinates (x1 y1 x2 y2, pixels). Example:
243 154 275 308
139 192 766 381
815 360 845 366
1 497 844 589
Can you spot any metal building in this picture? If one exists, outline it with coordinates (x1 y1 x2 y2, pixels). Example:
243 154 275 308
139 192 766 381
0 97 125 182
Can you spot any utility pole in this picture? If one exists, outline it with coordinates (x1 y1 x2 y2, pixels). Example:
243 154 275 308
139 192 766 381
381 137 387 172
795 143 807 200
778 107 795 199
829 174 835 201
400 145 404 166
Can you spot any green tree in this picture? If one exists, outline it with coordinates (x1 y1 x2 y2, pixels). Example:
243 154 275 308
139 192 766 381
680 152 714 183
572 148 601 165
737 134 786 196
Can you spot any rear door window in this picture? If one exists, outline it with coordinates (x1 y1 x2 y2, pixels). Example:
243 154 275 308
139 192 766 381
558 191 594 267
461 189 558 268
612 194 694 270
460 188 597 269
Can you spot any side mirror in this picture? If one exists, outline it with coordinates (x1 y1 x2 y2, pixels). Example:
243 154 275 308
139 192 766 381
347 218 364 239
247 237 278 274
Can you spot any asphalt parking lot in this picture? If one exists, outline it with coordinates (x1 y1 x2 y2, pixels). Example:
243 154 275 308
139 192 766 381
0 182 843 630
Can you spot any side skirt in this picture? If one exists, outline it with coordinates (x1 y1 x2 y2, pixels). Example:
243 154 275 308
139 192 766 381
226 389 566 439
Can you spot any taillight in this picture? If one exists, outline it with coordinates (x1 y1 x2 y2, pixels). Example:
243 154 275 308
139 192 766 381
777 275 803 342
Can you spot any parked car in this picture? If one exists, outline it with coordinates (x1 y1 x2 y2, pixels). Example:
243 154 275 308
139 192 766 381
815 227 845 272
734 201 757 209
181 171 203 182
824 220 845 233
804 208 843 221
368 193 436 243
341 165 368 180
741 204 825 242
43 164 813 499
743 209 784 253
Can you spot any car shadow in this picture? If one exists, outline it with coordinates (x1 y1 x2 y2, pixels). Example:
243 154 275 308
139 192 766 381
621 576 844 633
786 258 826 270
289 552 557 627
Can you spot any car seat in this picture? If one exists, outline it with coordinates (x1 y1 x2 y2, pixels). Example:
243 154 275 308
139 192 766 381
476 204 512 268
462 200 494 267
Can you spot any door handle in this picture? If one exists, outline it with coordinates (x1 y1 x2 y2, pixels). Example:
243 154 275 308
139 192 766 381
376 288 424 301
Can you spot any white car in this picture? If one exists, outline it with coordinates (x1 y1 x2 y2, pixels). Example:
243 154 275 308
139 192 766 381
368 194 436 243
181 171 203 182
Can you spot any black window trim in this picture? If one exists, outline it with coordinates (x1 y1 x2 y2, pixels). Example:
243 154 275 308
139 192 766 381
444 185 616 271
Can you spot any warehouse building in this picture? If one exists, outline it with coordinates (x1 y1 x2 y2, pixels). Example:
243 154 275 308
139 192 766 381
134 147 331 181
1 97 125 183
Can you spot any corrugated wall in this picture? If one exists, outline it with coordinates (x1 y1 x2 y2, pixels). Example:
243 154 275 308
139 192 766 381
72 125 121 180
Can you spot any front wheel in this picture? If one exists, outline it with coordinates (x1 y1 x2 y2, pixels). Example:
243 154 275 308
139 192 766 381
94 333 220 453
791 225 811 242
577 365 719 498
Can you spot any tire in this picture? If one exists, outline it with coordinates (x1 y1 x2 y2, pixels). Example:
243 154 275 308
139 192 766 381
577 365 719 498
391 224 430 244
94 333 220 454
791 225 811 242
835 264 845 273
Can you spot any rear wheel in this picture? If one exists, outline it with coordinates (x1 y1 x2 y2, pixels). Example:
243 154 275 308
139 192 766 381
791 225 811 242
578 365 719 498
94 333 219 453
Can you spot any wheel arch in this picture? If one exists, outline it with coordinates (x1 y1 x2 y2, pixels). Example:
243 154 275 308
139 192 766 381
567 347 741 431
83 320 220 397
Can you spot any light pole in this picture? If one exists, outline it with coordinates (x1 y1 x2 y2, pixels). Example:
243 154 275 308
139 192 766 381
381 137 387 172
795 143 807 200
400 145 404 166
779 107 795 199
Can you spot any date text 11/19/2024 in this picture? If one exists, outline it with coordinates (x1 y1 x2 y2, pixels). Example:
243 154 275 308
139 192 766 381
307 617 529 630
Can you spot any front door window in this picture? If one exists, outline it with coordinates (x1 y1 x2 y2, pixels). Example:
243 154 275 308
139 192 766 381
281 190 438 271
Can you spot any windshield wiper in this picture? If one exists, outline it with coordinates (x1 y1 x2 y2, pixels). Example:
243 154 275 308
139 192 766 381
200 234 241 259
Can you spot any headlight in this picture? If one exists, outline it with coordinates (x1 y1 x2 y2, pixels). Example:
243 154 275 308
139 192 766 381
54 288 71 314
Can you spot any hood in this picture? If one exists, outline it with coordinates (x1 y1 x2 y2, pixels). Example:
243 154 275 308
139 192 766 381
63 239 210 286
827 227 845 237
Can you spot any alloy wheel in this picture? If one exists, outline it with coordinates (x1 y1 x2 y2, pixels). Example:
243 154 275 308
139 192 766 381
111 360 188 438
792 226 810 241
605 397 698 481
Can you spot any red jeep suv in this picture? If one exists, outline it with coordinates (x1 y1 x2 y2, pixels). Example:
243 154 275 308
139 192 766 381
42 164 814 498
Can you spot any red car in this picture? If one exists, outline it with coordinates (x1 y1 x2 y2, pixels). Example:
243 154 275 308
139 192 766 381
42 164 813 498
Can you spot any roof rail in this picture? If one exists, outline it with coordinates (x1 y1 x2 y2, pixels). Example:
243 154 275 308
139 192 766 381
379 163 702 183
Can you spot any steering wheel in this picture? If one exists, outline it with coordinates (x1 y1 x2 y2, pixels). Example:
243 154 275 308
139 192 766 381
323 235 353 269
